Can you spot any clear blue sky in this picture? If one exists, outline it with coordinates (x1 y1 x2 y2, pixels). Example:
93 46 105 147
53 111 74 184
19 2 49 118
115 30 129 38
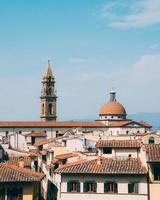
0 0 160 120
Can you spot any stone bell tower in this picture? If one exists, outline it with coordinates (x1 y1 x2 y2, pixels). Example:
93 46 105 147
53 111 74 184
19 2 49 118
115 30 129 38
40 60 57 121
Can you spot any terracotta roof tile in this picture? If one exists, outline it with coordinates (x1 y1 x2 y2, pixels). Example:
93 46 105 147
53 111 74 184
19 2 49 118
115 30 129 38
95 140 141 148
55 153 78 160
0 163 44 182
25 131 46 137
145 144 160 162
55 158 147 174
109 120 151 128
34 139 62 147
6 156 32 167
0 121 105 128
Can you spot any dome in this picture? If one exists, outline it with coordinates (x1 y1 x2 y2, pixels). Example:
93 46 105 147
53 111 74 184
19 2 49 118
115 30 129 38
99 101 126 115
99 90 126 116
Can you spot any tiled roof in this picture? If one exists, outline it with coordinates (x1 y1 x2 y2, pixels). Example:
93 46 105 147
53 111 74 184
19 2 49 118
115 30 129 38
95 140 141 148
55 158 147 174
62 136 81 141
25 131 46 137
34 138 62 147
55 153 78 160
0 121 105 128
109 120 151 128
145 144 160 162
0 163 44 182
6 156 32 168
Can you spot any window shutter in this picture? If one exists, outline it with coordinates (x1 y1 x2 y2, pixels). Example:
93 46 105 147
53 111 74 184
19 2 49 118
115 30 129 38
77 181 80 192
114 183 118 193
67 182 71 192
83 182 87 192
104 182 109 193
135 183 138 194
93 182 97 192
128 183 132 193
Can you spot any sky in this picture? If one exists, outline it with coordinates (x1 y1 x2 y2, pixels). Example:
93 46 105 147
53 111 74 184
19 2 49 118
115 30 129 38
0 0 160 121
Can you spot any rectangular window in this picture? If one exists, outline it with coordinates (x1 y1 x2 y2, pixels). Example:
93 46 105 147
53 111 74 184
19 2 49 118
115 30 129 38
104 182 117 193
83 181 97 193
128 182 138 194
103 148 112 154
67 181 80 192
153 166 160 181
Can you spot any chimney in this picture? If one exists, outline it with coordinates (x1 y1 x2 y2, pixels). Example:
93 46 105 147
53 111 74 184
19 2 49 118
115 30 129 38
97 156 103 165
18 156 24 168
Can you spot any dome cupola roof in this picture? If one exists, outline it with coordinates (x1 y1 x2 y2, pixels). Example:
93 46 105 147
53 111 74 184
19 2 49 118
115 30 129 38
99 90 126 115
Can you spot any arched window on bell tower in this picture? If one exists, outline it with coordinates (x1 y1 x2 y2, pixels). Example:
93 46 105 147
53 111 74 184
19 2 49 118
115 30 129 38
42 104 45 115
49 103 52 115
48 87 52 95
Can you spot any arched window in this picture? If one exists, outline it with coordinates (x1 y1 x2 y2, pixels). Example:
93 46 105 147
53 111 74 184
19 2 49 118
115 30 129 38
49 104 52 115
148 136 155 144
48 87 52 95
42 104 45 115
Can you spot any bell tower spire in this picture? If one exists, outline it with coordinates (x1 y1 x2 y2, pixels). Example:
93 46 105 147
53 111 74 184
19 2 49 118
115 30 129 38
40 61 57 121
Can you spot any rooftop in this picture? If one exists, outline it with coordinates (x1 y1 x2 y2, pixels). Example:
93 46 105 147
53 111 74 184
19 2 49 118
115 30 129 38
0 121 105 128
25 131 46 137
0 163 44 182
95 140 141 148
55 157 147 175
145 144 160 162
55 153 78 160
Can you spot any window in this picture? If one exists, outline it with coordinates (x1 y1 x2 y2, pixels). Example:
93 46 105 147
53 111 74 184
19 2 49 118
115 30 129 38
153 166 160 180
48 87 52 95
7 188 23 200
67 181 80 192
128 182 138 194
104 182 117 193
83 181 97 193
49 104 52 115
103 148 112 154
148 137 155 144
42 104 45 115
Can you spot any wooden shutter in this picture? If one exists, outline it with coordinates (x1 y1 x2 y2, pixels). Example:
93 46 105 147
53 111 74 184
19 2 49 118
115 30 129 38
83 182 87 192
67 182 71 192
93 182 97 192
77 181 80 192
134 183 138 194
114 182 118 193
128 183 133 193
104 182 109 193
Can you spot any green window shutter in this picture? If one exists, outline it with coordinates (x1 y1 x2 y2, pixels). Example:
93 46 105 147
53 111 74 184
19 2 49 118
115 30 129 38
93 182 97 192
67 182 71 192
114 183 118 193
83 182 87 192
128 183 133 193
77 182 80 192
135 183 138 194
104 182 109 193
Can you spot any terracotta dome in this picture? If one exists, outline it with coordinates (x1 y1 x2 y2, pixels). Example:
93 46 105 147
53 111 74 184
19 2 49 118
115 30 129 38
99 101 126 115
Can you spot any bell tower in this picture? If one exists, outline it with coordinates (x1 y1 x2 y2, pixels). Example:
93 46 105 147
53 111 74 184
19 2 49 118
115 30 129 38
40 60 57 121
